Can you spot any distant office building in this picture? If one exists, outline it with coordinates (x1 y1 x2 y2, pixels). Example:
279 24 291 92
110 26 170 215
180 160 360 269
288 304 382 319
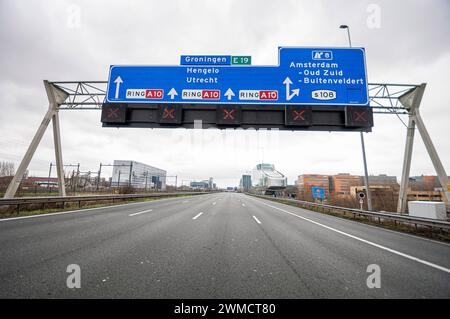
112 160 166 190
240 174 252 191
297 174 330 196
368 174 398 186
409 175 448 191
251 164 287 189
208 177 214 189
350 185 397 197
330 173 362 195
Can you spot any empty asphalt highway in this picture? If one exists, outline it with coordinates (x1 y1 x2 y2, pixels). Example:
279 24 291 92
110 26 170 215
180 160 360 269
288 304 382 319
0 192 449 298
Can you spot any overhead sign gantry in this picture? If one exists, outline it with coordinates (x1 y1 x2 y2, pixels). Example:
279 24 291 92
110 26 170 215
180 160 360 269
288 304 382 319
102 47 373 131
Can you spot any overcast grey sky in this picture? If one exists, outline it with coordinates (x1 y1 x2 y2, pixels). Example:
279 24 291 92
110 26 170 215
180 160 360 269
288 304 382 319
0 0 449 187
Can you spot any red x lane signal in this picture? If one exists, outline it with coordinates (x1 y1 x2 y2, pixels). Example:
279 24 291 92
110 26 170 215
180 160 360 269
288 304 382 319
345 106 373 128
158 105 182 124
293 110 305 121
217 105 241 125
285 106 311 126
223 109 235 120
162 108 175 119
101 104 127 123
354 110 367 122
107 108 119 119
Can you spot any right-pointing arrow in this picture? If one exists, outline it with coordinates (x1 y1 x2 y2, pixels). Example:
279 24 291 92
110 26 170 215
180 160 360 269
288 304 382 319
283 77 299 101
224 88 235 100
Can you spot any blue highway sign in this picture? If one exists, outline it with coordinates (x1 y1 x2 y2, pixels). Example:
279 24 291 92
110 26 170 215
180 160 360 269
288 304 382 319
106 47 368 106
312 186 326 200
181 55 231 66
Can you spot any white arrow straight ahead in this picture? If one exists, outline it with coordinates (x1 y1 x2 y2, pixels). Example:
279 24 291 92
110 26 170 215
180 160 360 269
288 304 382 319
283 77 299 101
225 88 235 100
168 88 178 100
114 76 123 99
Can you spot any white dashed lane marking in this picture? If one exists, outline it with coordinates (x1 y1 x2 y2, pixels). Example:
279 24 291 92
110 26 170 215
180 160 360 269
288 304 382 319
193 212 204 220
252 215 262 224
129 209 153 217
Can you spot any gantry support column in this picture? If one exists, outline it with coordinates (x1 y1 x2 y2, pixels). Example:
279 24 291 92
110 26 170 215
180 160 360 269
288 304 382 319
397 115 416 213
3 81 69 198
397 83 449 212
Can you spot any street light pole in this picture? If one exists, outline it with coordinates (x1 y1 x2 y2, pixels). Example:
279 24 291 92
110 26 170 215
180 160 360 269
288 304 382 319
339 25 373 211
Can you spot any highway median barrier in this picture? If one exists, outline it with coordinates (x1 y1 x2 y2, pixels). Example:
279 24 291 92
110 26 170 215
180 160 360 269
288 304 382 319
0 192 212 218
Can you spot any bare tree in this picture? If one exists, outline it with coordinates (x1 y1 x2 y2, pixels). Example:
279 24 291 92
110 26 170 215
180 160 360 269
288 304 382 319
0 161 15 177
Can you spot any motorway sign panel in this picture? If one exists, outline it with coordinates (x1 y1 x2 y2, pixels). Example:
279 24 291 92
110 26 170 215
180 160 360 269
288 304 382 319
181 55 231 66
312 186 326 200
180 55 251 65
106 47 368 106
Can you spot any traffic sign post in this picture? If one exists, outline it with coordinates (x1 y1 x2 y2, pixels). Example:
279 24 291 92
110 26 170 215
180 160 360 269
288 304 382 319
358 192 366 210
106 47 368 106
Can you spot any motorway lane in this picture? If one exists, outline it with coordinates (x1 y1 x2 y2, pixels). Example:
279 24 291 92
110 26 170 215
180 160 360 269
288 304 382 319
245 195 450 269
0 195 216 266
0 192 449 298
0 193 220 297
243 195 450 298
127 192 317 298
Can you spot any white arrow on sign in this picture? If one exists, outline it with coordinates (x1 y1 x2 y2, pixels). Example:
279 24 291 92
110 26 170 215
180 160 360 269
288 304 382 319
168 88 178 100
283 77 299 101
114 76 123 99
224 88 235 100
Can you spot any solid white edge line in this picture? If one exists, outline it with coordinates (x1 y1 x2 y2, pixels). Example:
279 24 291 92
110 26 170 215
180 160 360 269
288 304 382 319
0 195 204 222
128 209 153 217
252 198 450 274
192 212 204 220
252 215 262 224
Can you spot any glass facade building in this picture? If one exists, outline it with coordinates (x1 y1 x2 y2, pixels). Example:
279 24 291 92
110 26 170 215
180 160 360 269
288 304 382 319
240 175 252 191
111 160 166 190
251 163 287 189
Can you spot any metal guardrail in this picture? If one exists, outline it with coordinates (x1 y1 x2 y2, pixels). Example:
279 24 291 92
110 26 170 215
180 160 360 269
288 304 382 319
0 192 211 213
252 195 450 232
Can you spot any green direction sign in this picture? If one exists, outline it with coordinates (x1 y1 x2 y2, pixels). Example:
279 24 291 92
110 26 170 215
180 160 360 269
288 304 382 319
231 56 251 65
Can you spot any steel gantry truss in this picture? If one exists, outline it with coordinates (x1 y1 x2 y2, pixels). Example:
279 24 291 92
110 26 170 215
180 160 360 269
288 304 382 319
3 81 449 214
52 80 416 113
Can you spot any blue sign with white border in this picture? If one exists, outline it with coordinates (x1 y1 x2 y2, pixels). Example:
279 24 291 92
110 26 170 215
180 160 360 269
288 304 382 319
312 186 326 200
106 47 368 106
180 55 231 66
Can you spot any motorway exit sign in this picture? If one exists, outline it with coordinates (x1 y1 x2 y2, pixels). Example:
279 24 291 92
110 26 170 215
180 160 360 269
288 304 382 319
106 47 368 106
